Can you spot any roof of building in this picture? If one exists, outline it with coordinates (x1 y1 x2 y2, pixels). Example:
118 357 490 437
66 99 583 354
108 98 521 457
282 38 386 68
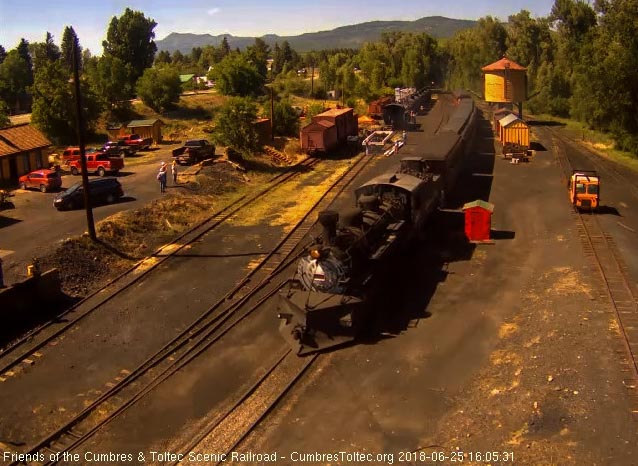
179 74 195 83
302 120 335 131
316 107 353 118
127 119 164 127
499 113 522 127
0 123 51 157
463 199 495 212
482 57 527 72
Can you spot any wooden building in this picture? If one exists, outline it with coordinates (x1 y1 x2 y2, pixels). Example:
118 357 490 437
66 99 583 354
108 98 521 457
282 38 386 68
253 118 272 145
127 119 164 144
107 119 165 144
0 124 51 184
300 120 338 152
498 114 530 148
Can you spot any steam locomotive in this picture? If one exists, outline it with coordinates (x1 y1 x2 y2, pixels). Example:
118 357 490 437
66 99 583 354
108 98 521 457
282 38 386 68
277 92 477 355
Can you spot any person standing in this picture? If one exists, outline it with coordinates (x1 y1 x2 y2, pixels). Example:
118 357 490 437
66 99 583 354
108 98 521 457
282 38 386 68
157 162 168 193
171 159 178 185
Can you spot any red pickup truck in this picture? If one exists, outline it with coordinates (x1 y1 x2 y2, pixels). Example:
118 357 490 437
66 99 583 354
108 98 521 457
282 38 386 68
120 134 153 151
68 153 124 177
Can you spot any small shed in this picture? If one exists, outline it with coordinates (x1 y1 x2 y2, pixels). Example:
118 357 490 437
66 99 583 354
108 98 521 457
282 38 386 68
126 119 164 144
463 200 494 242
106 122 127 141
300 120 337 153
498 114 529 148
253 118 272 145
492 108 512 133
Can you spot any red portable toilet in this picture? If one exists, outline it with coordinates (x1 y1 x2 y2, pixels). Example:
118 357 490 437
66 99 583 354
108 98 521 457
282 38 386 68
463 200 495 242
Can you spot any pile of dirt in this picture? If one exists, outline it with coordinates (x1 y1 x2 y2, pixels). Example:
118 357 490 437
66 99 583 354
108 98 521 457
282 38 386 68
39 236 132 297
187 160 249 195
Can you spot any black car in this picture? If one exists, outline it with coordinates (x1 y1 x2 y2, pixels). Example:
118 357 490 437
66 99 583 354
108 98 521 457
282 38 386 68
53 178 124 211
101 140 136 157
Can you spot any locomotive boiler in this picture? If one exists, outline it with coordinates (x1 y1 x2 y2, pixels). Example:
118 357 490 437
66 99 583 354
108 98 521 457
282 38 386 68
277 158 442 355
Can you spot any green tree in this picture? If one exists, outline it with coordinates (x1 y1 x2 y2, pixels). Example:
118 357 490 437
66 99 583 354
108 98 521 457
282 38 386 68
0 100 10 128
103 8 157 84
269 98 300 136
213 96 259 154
245 38 270 77
0 49 32 112
61 26 81 72
30 32 61 70
0 45 6 64
210 53 265 97
86 55 133 111
31 60 102 143
445 16 507 91
305 103 324 121
155 50 172 65
135 66 181 112
218 37 231 61
569 0 638 150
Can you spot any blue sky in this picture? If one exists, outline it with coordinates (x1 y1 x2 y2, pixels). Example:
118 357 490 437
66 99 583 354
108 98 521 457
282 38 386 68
0 0 556 54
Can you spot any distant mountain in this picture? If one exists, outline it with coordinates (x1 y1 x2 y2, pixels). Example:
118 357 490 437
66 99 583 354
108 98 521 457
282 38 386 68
156 16 476 54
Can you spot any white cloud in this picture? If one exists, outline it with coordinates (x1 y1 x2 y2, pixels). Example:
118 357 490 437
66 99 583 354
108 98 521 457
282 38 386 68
207 7 220 16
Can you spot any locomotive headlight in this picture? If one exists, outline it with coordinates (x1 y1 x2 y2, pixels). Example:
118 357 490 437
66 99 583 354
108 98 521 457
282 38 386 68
310 248 322 259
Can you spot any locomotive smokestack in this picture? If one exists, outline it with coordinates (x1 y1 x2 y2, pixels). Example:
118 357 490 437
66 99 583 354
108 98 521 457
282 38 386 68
318 210 339 246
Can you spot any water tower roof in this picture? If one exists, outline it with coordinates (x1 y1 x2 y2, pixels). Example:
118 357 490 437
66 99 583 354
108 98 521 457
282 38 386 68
482 57 527 72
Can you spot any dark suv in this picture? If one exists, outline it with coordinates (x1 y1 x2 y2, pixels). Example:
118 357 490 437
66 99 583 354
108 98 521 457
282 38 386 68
53 178 124 211
101 141 136 157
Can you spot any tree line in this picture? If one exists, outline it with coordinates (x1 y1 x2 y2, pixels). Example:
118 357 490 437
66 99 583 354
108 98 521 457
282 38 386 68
1 0 637 153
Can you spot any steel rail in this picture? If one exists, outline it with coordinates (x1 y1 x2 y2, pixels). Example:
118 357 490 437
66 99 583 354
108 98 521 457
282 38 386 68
0 158 320 376
9 150 375 466
551 134 638 387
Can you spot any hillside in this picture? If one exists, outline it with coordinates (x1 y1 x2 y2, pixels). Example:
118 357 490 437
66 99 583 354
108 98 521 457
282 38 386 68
156 16 476 53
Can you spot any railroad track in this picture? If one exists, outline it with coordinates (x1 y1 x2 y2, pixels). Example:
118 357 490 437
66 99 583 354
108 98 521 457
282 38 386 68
171 351 317 466
4 150 375 466
551 135 638 409
0 157 321 377
550 129 638 203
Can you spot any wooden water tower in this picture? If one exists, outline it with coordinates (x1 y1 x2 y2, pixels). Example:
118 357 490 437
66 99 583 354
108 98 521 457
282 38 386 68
482 57 527 118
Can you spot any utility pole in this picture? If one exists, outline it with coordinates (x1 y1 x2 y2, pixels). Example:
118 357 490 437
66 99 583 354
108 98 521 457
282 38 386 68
270 86 275 142
72 40 96 241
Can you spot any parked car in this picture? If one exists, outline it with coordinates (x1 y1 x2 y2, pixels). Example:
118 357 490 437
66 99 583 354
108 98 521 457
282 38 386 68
172 139 215 165
68 153 124 177
101 140 137 157
53 178 124 211
18 169 62 192
61 147 98 165
120 134 153 151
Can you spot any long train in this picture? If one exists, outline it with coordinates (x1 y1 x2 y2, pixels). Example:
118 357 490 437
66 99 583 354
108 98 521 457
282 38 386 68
277 92 477 355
